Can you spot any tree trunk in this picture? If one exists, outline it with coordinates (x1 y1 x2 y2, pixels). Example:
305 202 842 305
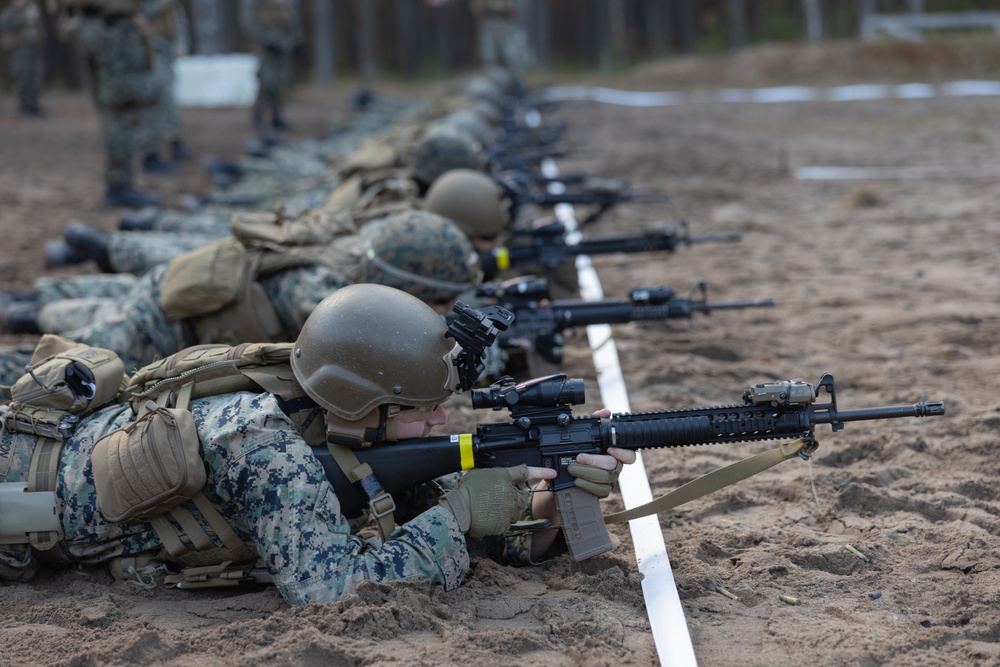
312 0 335 84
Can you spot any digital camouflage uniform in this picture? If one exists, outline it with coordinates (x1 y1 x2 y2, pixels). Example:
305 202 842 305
0 259 355 386
469 0 528 80
0 0 45 115
137 0 188 158
240 0 302 130
0 210 478 386
0 390 478 602
76 4 159 191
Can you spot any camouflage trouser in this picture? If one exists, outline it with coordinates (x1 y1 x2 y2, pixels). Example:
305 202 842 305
7 44 44 112
477 16 528 76
96 103 144 189
138 39 181 156
254 45 296 122
34 274 140 334
77 15 158 190
36 264 185 372
34 273 138 302
143 210 232 236
0 342 36 387
107 230 224 274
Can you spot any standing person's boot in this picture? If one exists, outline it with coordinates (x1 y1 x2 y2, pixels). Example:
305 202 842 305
64 220 114 273
272 113 291 131
171 138 195 162
103 186 161 209
142 152 178 174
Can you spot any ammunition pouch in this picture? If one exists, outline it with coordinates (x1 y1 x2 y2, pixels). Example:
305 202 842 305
92 401 205 524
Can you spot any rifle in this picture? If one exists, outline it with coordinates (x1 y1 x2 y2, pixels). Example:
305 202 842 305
314 372 945 560
477 278 777 364
494 172 673 225
478 219 742 281
487 146 573 173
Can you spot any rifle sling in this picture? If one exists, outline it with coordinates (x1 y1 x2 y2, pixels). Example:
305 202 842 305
603 437 815 525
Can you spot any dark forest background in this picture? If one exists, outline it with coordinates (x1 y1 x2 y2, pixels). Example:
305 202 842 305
14 0 1000 92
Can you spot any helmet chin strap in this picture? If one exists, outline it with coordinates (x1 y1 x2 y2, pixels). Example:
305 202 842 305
321 404 404 543
324 405 402 448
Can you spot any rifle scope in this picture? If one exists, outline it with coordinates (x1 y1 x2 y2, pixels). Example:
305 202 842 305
471 374 586 410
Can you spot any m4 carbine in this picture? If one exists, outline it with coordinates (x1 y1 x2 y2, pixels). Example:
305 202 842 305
495 172 673 224
314 373 944 561
478 219 742 281
477 277 777 364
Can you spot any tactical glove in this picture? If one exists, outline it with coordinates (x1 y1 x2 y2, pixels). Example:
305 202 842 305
439 465 532 539
567 459 624 499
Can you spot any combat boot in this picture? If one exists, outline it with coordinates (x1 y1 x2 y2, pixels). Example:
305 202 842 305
64 220 113 273
171 138 195 162
1 301 42 335
119 208 157 231
272 115 292 131
142 152 178 175
45 239 89 268
103 186 161 209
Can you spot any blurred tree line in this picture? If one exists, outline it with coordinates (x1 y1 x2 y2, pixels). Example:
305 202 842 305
24 0 1000 90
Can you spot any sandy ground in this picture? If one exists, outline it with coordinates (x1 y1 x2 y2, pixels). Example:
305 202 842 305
1 40 999 666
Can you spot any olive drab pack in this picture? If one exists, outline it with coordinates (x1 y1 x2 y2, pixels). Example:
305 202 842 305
158 204 361 347
158 239 284 346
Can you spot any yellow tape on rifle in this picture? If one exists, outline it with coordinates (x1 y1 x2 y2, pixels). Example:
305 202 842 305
458 433 474 470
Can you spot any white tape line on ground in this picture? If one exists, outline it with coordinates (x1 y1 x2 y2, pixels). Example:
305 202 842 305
542 155 698 666
540 81 1000 106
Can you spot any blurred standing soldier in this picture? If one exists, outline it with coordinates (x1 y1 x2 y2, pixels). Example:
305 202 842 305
136 0 193 174
73 0 162 208
469 0 527 80
0 0 46 116
427 0 528 82
240 0 303 134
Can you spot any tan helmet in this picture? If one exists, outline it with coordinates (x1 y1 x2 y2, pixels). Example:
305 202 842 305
291 283 459 422
424 169 510 239
362 209 483 304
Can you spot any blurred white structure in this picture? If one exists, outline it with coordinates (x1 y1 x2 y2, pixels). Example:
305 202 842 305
173 54 259 108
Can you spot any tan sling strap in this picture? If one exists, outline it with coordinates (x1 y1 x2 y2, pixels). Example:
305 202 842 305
604 437 816 525
325 443 396 544
26 436 74 566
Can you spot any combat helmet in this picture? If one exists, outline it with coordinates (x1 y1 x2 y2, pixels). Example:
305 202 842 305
424 169 510 240
466 75 506 108
362 209 483 305
438 109 494 145
411 125 482 192
291 283 458 422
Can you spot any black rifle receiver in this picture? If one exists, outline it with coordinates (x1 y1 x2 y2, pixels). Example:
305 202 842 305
484 279 777 364
314 373 945 560
479 219 743 281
